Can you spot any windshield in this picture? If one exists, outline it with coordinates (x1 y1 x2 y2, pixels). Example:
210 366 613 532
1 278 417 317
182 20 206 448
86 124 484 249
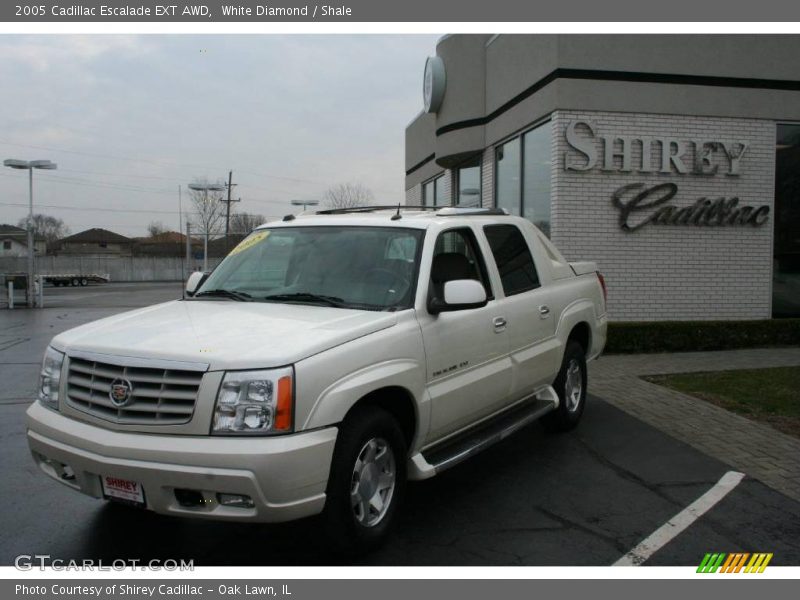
195 226 424 310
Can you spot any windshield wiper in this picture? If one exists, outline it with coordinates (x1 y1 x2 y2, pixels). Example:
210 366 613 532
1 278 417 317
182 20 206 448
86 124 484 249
194 289 252 301
262 292 347 308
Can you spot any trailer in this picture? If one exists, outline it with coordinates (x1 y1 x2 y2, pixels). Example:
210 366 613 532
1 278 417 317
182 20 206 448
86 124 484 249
44 273 110 287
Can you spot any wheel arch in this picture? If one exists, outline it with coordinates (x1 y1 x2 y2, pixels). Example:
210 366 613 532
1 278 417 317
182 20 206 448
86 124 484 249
342 386 418 450
567 321 591 356
555 298 596 360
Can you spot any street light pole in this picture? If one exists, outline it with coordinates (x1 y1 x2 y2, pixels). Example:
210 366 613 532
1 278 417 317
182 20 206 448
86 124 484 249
188 180 226 272
290 199 320 212
4 158 57 308
28 168 34 306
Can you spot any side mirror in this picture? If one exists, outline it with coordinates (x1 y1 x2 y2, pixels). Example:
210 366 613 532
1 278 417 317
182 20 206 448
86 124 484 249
428 279 488 314
185 271 208 297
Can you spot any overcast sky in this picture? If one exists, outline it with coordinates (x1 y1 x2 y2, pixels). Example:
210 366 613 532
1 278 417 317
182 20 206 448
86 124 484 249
0 35 440 237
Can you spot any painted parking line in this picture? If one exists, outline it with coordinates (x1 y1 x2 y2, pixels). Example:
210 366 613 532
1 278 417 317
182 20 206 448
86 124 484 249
614 470 746 566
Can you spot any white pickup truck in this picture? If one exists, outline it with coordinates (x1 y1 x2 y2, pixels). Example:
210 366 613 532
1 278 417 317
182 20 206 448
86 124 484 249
27 206 607 552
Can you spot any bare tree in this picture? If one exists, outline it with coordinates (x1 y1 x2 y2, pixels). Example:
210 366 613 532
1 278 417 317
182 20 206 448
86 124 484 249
147 221 169 237
322 182 374 210
187 179 227 238
18 214 70 245
229 212 267 235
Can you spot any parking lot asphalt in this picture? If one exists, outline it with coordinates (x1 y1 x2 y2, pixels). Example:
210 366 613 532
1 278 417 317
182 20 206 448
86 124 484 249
1 282 799 566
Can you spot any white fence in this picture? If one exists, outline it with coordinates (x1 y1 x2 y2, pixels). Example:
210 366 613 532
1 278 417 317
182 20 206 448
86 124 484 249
0 256 224 283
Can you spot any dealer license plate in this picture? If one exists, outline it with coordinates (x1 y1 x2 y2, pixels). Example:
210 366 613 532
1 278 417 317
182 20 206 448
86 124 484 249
101 475 145 507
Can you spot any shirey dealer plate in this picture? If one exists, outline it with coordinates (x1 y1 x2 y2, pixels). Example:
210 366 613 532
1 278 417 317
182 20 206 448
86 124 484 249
101 476 145 507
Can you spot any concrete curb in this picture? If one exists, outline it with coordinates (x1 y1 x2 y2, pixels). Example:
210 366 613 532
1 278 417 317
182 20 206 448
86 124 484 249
589 348 800 502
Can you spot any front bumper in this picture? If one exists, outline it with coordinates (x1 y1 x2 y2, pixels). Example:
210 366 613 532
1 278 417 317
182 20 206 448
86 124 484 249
26 402 338 523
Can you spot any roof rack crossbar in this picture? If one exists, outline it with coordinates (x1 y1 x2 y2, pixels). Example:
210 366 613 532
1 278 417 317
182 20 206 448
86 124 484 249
315 205 438 215
314 205 510 216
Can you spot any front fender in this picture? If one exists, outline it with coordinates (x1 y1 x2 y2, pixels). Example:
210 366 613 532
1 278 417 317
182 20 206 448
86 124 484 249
301 359 427 431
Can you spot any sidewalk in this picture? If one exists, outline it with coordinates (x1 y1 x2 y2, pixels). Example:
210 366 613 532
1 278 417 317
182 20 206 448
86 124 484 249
589 348 800 502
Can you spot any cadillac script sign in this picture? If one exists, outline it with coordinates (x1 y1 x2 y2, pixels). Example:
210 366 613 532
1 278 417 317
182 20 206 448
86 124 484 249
563 120 770 232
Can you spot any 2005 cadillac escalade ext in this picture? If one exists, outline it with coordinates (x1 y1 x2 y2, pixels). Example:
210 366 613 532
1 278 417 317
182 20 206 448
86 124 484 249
27 206 607 552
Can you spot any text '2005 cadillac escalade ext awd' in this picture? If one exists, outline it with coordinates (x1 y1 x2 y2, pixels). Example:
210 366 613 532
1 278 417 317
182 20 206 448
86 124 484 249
27 206 607 552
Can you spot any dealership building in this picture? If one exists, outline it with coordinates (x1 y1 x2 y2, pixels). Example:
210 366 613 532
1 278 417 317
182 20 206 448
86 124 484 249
405 35 800 321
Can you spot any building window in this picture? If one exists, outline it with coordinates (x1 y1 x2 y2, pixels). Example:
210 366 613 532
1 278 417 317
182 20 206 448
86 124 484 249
523 123 552 238
423 174 449 207
2 241 10 250
435 174 447 207
774 123 800 318
493 120 552 237
456 156 481 207
495 138 521 216
483 224 540 296
423 179 434 207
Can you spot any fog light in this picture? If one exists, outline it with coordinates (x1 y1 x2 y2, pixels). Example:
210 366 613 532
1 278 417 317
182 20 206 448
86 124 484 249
217 493 254 508
174 488 206 507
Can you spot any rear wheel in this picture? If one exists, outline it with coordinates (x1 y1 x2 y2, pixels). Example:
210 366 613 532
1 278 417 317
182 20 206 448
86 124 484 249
80 278 88 286
542 340 587 432
322 406 406 555
71 278 79 287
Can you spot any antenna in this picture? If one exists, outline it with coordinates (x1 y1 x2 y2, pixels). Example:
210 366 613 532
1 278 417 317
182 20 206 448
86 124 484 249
391 203 402 220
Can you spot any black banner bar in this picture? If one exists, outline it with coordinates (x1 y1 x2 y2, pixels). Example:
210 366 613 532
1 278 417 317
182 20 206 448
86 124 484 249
4 579 799 600
3 0 800 22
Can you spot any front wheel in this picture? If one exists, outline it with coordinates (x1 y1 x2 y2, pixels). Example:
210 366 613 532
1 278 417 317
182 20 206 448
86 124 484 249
322 406 406 555
542 340 587 432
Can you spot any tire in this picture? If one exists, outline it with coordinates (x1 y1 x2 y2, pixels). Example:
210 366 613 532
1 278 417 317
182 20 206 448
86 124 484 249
80 278 88 286
322 406 407 555
71 278 79 287
542 340 587 432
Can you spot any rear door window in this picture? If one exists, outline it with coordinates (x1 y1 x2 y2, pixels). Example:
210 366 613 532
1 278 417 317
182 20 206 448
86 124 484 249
483 224 540 296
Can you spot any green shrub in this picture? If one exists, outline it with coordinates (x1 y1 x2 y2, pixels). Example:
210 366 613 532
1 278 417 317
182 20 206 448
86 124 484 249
605 319 800 354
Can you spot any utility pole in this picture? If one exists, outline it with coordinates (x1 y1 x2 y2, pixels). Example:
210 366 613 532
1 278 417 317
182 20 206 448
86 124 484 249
223 170 240 252
186 222 192 273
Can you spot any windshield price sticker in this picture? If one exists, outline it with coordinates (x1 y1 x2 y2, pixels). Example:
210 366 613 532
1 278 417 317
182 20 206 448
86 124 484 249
229 231 270 256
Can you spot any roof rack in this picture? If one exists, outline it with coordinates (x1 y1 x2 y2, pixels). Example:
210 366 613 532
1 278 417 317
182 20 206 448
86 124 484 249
435 207 509 216
314 205 509 216
315 205 437 215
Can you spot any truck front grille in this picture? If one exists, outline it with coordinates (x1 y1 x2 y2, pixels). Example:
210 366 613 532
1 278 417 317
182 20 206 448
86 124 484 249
65 357 203 425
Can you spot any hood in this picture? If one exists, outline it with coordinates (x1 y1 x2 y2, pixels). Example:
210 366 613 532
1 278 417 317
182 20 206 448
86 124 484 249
52 300 399 371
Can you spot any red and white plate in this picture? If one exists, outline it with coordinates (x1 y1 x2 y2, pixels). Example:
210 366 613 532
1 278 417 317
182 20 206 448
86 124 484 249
101 475 145 506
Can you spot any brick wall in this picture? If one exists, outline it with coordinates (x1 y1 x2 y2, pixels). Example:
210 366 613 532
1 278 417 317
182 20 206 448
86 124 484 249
550 110 775 321
481 147 494 208
406 183 422 205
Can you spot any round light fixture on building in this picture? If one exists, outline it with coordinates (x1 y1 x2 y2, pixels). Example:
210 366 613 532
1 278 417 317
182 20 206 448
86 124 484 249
423 56 446 114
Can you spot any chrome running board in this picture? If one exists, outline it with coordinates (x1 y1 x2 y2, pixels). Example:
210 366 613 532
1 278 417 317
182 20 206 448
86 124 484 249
411 386 558 478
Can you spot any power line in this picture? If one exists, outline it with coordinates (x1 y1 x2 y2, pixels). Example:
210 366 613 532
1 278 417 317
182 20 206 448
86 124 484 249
0 200 199 216
0 137 400 195
1 170 305 207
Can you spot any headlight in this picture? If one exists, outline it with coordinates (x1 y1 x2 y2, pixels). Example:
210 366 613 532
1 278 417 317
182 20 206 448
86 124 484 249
212 367 293 435
39 347 64 411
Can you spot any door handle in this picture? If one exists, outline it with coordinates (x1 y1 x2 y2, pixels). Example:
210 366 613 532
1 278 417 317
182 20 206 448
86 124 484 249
493 316 507 331
539 305 550 318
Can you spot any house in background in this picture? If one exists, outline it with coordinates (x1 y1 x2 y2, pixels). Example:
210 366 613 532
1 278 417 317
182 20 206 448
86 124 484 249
52 228 133 258
133 231 203 257
0 224 47 257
